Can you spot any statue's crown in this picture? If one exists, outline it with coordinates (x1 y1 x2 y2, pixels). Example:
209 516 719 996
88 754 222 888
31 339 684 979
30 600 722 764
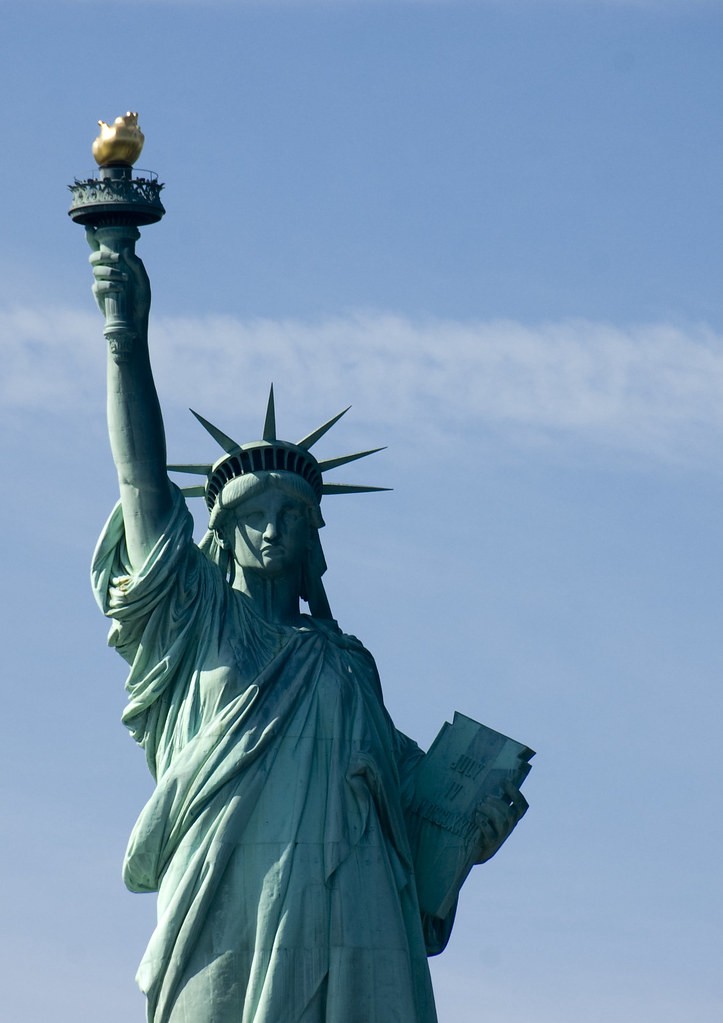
168 386 388 514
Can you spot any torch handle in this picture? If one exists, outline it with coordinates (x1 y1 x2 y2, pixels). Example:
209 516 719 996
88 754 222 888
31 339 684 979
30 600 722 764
92 224 142 360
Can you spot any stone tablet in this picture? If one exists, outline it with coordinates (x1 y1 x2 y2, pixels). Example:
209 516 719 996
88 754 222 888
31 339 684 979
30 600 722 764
409 712 535 919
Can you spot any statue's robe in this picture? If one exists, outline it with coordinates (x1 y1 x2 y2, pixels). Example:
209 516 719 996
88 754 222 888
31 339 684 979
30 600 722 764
92 488 443 1023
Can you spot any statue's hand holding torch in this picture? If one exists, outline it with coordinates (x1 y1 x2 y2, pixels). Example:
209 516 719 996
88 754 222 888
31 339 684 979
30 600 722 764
88 232 151 356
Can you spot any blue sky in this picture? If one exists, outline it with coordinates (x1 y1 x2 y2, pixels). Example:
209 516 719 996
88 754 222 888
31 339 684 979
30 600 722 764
1 1 722 1020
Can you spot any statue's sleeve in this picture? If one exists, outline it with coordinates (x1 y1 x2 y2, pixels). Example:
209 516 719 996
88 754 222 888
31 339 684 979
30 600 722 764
91 486 226 775
394 728 459 956
394 728 426 809
91 484 199 665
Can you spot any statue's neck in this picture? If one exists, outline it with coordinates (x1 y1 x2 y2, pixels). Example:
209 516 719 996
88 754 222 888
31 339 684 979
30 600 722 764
232 567 303 626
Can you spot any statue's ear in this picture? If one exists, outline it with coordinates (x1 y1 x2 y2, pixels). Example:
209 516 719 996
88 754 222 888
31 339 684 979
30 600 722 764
213 526 230 551
210 506 234 551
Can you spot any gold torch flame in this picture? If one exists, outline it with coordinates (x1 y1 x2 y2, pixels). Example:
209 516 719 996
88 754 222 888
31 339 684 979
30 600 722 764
92 112 145 167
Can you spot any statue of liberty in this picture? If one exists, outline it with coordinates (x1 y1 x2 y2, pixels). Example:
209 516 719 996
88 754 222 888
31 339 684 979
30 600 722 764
79 116 530 1023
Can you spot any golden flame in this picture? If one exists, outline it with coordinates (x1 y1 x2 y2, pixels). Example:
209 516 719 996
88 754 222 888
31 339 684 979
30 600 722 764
92 112 145 167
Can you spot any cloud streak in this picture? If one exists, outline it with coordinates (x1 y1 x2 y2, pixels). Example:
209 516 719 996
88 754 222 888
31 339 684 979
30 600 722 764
3 305 723 466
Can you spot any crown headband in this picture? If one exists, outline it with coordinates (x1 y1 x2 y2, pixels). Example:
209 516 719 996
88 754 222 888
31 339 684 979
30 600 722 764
168 386 388 514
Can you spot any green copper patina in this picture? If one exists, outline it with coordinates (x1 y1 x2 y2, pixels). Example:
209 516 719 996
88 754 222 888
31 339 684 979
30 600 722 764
73 116 531 1023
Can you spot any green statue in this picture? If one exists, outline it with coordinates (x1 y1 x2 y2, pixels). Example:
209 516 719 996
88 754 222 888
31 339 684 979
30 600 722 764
81 122 530 1023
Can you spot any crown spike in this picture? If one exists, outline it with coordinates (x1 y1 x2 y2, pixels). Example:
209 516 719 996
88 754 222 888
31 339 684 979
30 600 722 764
322 483 392 495
296 407 351 450
190 409 241 455
317 447 386 473
181 399 389 513
167 463 213 475
262 384 277 442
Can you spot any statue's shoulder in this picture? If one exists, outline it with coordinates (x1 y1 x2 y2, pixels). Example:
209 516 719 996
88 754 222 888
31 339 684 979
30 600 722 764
304 615 357 645
304 615 377 665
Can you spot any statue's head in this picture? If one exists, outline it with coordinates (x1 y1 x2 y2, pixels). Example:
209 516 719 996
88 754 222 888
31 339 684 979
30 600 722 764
182 388 388 619
206 470 327 606
210 470 323 541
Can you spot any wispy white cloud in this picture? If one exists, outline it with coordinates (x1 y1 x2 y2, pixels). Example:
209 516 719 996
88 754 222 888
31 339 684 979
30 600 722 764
3 305 723 467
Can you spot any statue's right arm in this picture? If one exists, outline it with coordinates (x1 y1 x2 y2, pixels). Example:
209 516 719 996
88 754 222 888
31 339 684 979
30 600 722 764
89 236 173 571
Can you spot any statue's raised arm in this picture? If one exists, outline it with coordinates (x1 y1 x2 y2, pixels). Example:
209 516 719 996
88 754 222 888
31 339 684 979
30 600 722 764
89 233 172 569
67 112 171 570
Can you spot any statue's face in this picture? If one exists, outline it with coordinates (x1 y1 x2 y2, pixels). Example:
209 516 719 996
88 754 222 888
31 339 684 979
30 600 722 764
230 488 310 578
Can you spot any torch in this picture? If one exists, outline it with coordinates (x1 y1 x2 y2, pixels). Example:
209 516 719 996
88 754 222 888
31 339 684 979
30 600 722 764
68 113 165 358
